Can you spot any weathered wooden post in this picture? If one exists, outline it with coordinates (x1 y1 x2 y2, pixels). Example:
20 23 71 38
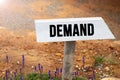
62 41 76 80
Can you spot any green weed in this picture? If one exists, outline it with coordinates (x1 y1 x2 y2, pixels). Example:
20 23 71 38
94 55 105 66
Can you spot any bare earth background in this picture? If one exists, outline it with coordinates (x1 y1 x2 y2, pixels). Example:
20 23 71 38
0 0 120 79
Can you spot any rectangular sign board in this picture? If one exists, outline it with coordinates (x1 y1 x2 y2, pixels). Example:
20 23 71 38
35 17 115 42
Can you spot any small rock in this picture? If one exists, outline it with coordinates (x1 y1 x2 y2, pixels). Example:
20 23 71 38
57 58 62 62
95 52 97 54
31 66 34 69
55 53 62 57
43 54 48 57
43 42 48 45
78 68 81 70
17 61 20 65
61 55 64 58
81 67 87 72
84 64 91 68
119 57 120 60
110 65 113 68
10 71 13 74
97 64 103 70
95 70 97 73
2 71 5 74
75 65 79 68
101 77 120 80
76 58 81 61
105 67 110 71
104 48 107 51
82 49 87 53
100 70 103 74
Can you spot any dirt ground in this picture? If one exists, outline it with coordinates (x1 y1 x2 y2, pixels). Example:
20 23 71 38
0 0 120 79
0 28 120 78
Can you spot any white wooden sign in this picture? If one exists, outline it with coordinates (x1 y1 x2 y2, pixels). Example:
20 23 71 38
35 17 115 42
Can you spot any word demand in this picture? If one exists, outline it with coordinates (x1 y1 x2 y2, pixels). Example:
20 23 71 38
49 23 94 37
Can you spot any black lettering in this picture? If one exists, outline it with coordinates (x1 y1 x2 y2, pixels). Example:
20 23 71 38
50 25 56 37
88 23 94 36
57 24 63 37
63 24 72 37
73 24 79 36
80 24 87 36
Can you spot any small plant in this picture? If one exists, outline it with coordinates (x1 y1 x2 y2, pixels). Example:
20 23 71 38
96 73 101 80
73 76 88 80
14 75 23 80
105 58 117 65
26 73 49 80
94 55 105 66
0 74 89 80
0 53 94 80
82 55 86 69
41 74 49 80
26 73 41 80
22 54 25 68
6 54 9 63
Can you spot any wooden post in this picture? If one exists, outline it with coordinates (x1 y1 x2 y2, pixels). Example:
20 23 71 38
62 41 76 80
